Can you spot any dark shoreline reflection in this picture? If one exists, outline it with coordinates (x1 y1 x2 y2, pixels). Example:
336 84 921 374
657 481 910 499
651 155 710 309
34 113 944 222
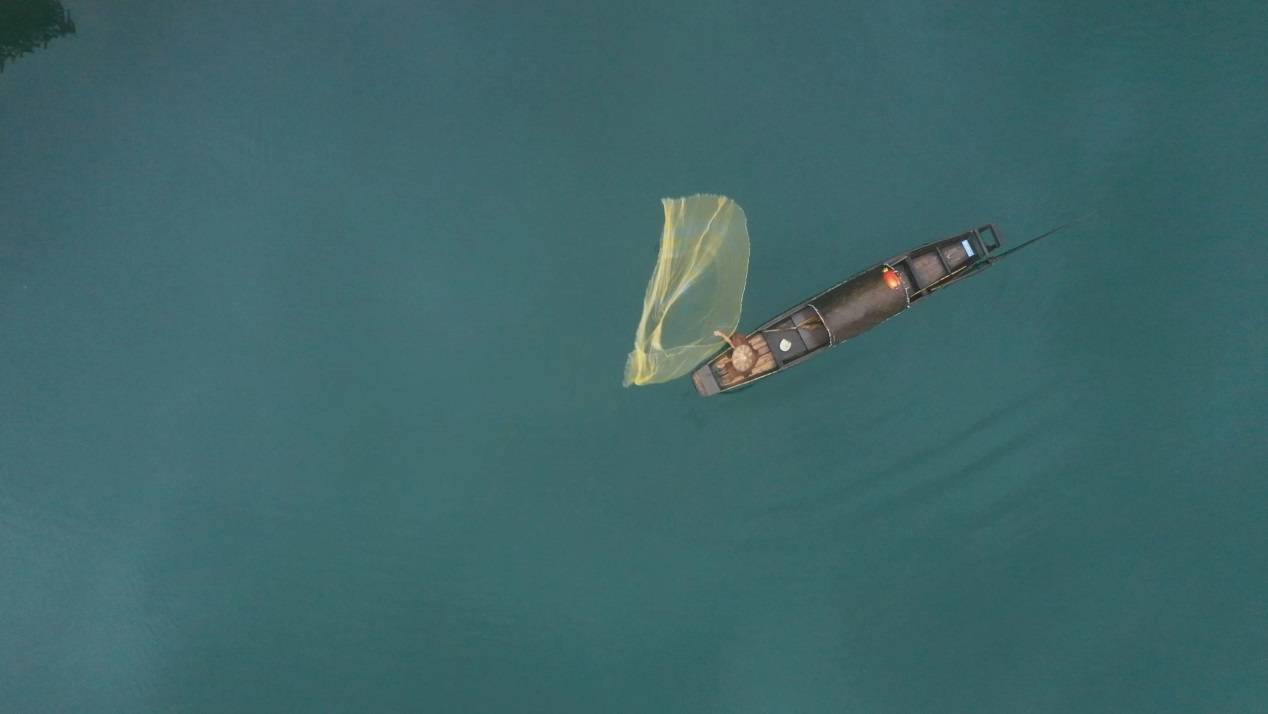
0 0 76 73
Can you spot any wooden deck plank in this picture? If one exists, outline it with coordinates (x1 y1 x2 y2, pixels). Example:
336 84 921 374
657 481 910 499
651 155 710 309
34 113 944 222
715 333 776 388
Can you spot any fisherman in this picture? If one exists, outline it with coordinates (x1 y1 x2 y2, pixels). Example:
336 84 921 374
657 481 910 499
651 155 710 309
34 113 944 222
714 331 755 373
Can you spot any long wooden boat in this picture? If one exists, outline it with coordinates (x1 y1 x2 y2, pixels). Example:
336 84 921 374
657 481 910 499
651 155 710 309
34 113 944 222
692 225 1003 396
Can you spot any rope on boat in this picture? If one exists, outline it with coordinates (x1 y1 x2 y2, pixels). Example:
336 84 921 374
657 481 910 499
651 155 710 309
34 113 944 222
759 318 823 334
908 262 977 299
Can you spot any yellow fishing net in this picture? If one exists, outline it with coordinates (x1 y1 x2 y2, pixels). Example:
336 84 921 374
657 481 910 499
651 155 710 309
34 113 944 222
623 195 750 386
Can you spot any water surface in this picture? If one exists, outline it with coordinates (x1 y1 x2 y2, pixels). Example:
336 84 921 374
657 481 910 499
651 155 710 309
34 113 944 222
2 1 1265 712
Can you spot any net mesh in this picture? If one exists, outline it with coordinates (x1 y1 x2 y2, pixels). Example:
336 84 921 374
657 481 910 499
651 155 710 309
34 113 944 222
624 195 750 386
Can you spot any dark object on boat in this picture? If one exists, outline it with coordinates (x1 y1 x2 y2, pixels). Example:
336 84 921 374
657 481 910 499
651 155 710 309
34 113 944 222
692 225 1005 396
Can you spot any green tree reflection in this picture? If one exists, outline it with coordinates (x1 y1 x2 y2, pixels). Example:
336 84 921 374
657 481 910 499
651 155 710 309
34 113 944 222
1 0 76 73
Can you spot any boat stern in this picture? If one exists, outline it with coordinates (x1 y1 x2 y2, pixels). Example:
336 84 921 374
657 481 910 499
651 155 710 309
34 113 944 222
691 364 722 397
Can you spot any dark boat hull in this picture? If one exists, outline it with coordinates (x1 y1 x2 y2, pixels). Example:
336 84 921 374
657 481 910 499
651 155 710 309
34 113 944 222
692 225 1002 396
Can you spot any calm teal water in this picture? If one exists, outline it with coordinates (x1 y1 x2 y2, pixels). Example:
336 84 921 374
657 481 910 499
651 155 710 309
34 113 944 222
3 2 1266 712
